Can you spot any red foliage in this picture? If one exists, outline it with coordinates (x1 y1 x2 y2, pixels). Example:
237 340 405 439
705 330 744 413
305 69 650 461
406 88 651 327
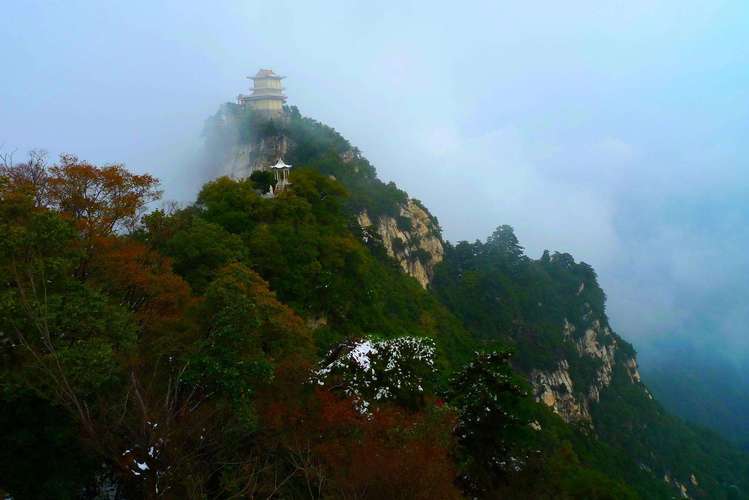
46 154 161 239
259 389 462 499
89 236 192 332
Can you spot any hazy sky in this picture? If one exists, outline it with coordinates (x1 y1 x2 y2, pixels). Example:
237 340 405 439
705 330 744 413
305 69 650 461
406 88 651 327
3 1 749 366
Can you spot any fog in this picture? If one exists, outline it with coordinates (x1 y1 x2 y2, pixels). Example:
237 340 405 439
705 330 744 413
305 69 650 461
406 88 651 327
3 1 749 368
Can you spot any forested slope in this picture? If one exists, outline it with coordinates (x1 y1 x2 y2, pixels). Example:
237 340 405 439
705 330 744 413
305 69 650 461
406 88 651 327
0 105 747 499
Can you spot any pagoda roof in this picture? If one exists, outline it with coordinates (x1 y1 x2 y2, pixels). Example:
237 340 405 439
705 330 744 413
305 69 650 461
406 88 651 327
250 68 285 79
270 158 292 169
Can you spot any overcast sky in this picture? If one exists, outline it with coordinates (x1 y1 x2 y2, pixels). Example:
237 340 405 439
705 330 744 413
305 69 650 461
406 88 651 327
2 1 748 367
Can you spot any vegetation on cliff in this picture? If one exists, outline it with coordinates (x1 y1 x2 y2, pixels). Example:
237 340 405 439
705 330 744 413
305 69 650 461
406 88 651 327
1 106 748 498
431 222 749 498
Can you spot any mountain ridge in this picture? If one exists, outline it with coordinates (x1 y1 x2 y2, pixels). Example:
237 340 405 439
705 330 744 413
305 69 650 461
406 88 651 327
204 103 749 499
1 102 747 499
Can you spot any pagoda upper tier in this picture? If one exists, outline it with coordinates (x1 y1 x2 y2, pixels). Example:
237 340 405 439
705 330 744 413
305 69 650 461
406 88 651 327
237 69 287 115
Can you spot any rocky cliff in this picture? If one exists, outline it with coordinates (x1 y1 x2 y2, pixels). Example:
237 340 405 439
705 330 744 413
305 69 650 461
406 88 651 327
217 108 445 288
200 102 749 500
357 200 444 288
530 307 643 426
221 134 290 178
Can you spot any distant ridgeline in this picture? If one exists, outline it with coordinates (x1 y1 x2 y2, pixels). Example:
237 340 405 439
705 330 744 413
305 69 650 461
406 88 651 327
198 71 749 499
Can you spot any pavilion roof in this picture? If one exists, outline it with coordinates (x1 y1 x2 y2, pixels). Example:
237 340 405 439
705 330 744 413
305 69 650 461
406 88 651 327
270 158 292 169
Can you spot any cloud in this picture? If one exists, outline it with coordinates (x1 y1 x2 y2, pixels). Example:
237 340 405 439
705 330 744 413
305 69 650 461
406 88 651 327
406 125 621 265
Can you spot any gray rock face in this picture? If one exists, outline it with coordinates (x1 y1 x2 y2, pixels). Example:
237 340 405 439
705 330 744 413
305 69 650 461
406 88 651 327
357 200 444 288
530 359 592 423
222 135 290 179
529 308 643 425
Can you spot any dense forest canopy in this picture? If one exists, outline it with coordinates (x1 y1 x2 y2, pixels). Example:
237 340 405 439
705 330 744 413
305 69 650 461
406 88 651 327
1 106 748 499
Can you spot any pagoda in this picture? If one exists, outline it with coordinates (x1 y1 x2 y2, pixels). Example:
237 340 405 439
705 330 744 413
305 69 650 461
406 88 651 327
237 69 287 115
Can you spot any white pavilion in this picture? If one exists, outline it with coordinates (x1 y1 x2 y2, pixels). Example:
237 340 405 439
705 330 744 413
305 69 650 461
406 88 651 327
270 158 292 193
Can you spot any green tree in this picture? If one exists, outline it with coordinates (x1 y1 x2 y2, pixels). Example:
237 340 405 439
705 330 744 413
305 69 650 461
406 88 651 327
446 351 532 493
162 216 246 292
187 263 313 427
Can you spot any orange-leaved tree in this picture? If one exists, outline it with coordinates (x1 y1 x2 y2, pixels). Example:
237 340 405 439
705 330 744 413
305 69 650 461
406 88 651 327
1 154 197 497
46 153 161 239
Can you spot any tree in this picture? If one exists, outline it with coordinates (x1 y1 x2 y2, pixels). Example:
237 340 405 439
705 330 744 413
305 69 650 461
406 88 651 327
46 154 161 239
2 153 162 279
249 169 276 194
0 159 204 497
196 176 270 235
257 389 461 499
188 263 314 427
313 336 438 412
160 216 246 293
0 149 49 207
88 236 192 331
486 224 525 261
446 350 532 494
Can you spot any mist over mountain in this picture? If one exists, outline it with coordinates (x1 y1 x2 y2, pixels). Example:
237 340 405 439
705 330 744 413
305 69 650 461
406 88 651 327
3 2 748 371
640 340 749 451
